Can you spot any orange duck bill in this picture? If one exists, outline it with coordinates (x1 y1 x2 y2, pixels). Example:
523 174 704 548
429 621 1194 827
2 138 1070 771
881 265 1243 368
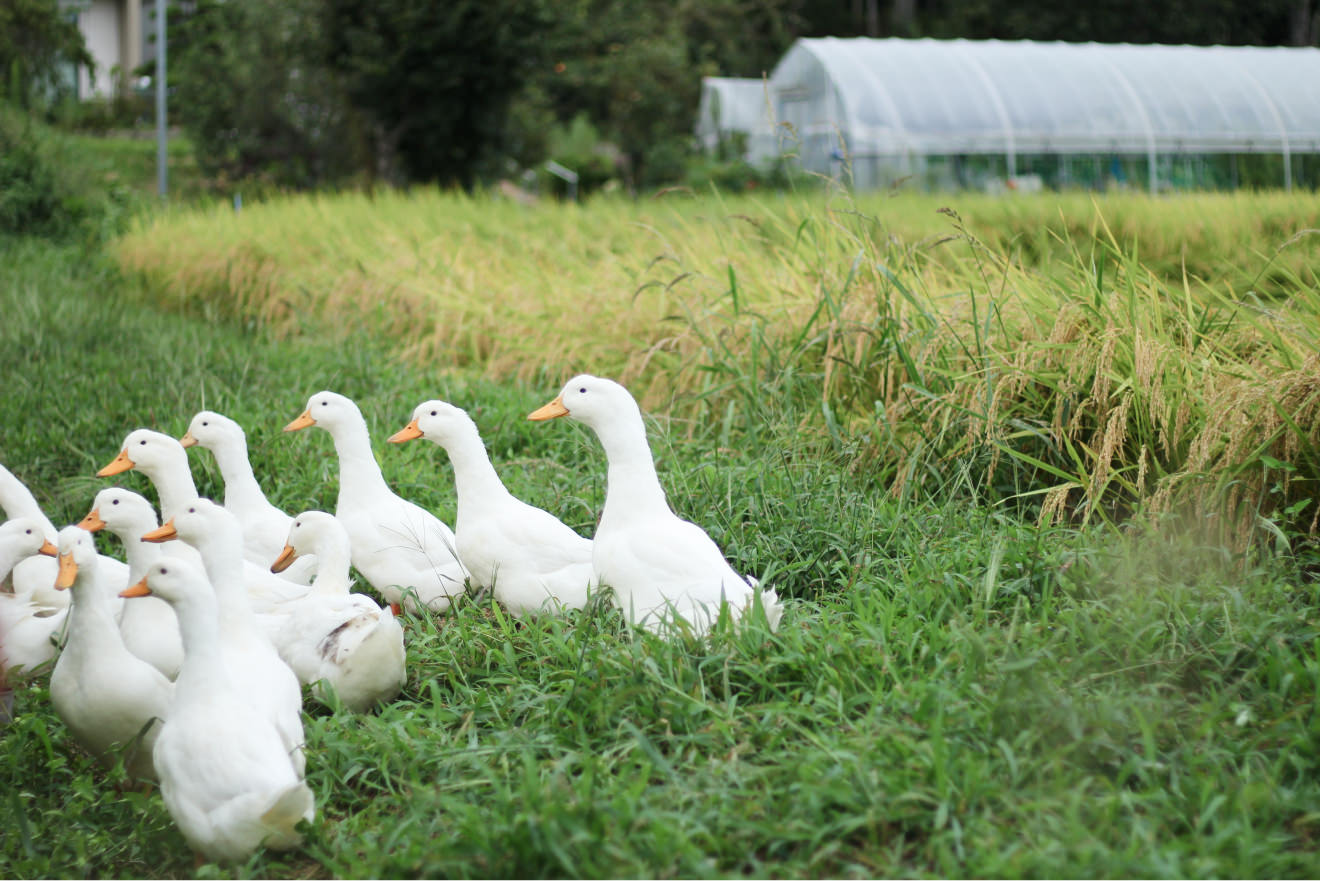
97 449 136 477
283 411 316 432
38 538 58 556
78 509 106 532
178 431 198 449
387 420 423 444
55 553 78 589
270 545 298 573
141 519 178 543
120 576 151 598
527 396 569 421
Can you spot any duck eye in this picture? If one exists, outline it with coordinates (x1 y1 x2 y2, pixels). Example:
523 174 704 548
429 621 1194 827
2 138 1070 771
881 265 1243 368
579 387 586 394
202 421 208 427
112 499 119 505
430 410 436 416
188 507 196 513
160 567 168 575
24 529 31 534
321 401 328 407
139 440 147 445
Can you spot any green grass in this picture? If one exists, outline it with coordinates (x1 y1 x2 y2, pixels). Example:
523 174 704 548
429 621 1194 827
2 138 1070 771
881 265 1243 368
2 236 1320 878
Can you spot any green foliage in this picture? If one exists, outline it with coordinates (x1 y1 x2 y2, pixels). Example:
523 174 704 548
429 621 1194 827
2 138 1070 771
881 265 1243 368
0 0 92 109
3 237 1320 877
322 0 554 186
171 0 365 189
0 106 149 240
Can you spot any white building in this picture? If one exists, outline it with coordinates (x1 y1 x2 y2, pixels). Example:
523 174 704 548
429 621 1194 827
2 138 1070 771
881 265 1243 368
64 0 147 99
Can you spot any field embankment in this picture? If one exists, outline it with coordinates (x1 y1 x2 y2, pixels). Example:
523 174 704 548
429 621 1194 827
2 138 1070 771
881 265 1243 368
114 190 1320 548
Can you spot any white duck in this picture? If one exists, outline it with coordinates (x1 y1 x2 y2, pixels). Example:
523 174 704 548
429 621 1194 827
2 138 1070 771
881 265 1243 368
266 511 405 711
123 557 314 863
2 462 127 609
144 500 306 778
284 391 467 613
0 518 64 678
180 411 316 584
49 526 173 780
389 400 594 615
98 430 307 611
98 429 201 522
79 488 185 679
529 375 783 637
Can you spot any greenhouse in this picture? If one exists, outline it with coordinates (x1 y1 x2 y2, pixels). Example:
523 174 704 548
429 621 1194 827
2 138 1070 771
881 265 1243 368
712 38 1320 192
695 78 775 158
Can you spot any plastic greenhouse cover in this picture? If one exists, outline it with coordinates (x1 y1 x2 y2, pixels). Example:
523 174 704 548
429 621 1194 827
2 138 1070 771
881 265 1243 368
764 37 1320 157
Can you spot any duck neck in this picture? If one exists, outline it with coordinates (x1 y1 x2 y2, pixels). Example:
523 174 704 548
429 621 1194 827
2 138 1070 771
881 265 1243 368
0 468 58 541
112 522 161 585
209 437 270 512
442 428 511 520
592 411 670 520
142 460 199 521
0 544 35 582
196 534 257 633
65 563 122 655
329 417 391 508
171 592 230 695
308 534 353 596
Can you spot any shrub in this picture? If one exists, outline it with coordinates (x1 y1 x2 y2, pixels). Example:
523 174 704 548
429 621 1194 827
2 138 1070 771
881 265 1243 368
0 104 79 237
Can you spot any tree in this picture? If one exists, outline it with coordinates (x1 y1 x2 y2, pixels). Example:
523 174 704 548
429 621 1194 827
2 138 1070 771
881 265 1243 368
0 0 93 108
171 0 364 187
322 0 553 186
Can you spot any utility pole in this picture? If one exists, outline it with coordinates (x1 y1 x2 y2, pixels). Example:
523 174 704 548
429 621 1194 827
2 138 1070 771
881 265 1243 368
156 0 167 199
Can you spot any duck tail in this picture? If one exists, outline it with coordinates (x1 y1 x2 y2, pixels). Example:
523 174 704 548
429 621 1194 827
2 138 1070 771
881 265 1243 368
258 781 315 849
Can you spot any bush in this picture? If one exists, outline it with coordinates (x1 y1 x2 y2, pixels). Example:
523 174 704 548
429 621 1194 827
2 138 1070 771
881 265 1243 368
683 154 820 193
0 104 79 237
0 103 142 240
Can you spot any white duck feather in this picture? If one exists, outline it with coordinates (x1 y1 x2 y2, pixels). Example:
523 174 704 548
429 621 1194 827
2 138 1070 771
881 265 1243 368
390 400 593 615
125 556 314 863
79 487 185 679
529 374 783 637
146 499 306 778
49 526 173 780
98 430 308 611
266 511 405 711
2 462 127 609
180 411 315 584
284 391 467 613
0 518 65 677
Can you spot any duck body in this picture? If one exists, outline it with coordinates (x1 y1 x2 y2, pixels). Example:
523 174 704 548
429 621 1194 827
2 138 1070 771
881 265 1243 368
154 500 306 777
392 401 593 615
80 488 185 679
181 411 315 585
267 512 405 711
530 375 783 637
0 518 65 677
285 391 467 613
49 527 173 780
3 463 126 609
128 557 313 862
0 596 67 678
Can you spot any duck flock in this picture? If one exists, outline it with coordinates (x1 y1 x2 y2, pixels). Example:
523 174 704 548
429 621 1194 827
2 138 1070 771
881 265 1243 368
0 373 783 863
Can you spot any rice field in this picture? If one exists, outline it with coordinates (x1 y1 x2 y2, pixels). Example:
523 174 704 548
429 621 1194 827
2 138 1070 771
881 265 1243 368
114 188 1320 549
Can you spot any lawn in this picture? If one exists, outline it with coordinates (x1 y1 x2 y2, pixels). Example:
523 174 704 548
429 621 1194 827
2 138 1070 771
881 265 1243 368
2 214 1319 878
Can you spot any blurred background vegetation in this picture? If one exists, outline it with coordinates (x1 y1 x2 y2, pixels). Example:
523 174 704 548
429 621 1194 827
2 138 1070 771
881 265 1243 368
3 0 1318 209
